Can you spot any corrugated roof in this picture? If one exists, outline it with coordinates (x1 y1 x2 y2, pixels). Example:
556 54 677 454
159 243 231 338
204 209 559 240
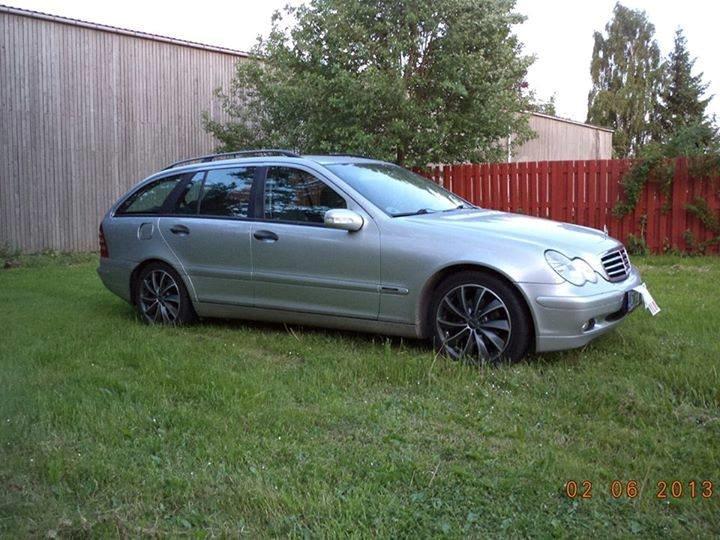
529 111 614 133
0 3 250 57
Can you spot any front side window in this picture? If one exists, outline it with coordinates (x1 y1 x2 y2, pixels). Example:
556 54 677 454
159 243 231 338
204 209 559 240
199 167 255 217
326 163 466 217
116 175 182 215
264 167 346 223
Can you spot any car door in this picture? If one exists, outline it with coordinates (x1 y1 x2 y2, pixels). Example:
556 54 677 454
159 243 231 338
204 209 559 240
158 166 258 306
252 164 381 320
110 173 186 265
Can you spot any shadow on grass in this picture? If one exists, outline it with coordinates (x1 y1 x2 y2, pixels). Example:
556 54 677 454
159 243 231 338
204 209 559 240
100 298 582 368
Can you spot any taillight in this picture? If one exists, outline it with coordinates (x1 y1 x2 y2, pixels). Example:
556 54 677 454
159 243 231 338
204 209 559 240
99 224 109 258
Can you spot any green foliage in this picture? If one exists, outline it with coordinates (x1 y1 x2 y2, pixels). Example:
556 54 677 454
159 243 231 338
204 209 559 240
3 258 720 536
526 91 557 116
0 244 20 267
665 123 720 165
1 248 97 270
625 214 649 255
614 123 720 218
613 143 674 218
657 29 713 140
684 197 720 254
586 3 661 157
625 233 648 256
204 0 533 167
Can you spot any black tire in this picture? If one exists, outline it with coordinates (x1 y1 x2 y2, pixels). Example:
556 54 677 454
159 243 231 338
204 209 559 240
134 261 197 325
429 271 531 365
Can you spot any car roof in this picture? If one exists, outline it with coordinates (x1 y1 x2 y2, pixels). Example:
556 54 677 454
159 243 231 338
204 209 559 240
302 155 383 165
161 154 386 177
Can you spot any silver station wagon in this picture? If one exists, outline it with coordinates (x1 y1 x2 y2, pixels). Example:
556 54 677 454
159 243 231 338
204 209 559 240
98 150 657 364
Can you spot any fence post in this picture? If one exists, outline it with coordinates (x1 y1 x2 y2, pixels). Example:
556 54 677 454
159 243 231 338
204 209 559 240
456 164 465 200
550 161 563 221
608 160 621 240
509 162 519 212
587 160 597 229
671 157 688 251
517 162 527 213
499 163 509 211
538 161 548 218
645 179 657 251
487 163 497 209
528 162 537 216
472 163 482 207
479 163 489 207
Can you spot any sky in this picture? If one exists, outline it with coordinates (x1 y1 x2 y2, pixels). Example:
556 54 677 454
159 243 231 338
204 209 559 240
5 0 720 123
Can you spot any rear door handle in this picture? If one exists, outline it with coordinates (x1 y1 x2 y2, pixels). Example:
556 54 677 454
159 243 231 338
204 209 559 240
170 224 190 235
253 230 278 242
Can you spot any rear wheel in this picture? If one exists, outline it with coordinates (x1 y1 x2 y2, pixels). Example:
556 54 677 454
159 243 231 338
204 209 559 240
134 262 196 325
430 271 531 365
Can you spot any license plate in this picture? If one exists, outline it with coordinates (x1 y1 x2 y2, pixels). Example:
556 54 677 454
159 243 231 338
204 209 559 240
630 283 661 316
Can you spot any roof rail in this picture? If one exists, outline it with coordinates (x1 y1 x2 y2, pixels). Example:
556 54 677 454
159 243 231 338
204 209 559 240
164 149 301 169
321 153 375 160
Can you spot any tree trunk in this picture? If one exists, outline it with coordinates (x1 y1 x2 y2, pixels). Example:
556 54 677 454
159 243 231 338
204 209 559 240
396 145 405 165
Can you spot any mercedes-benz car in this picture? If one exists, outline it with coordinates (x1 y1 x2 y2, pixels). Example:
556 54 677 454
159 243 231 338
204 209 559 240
98 150 656 364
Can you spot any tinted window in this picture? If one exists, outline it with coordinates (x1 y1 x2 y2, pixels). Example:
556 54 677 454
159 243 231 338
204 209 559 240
264 167 346 223
173 171 205 215
116 176 182 215
199 167 255 217
326 163 466 217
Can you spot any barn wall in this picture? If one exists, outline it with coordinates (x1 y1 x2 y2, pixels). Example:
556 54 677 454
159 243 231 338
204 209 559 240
0 7 244 252
511 113 613 163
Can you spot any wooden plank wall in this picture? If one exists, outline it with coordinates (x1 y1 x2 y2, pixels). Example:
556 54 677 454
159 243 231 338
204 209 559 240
419 159 720 254
511 113 613 162
0 9 244 252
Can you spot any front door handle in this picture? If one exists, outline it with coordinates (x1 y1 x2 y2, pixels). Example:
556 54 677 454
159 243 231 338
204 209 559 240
170 224 190 235
253 230 279 242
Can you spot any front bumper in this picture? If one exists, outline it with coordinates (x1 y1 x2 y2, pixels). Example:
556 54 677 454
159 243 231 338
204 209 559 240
521 265 643 352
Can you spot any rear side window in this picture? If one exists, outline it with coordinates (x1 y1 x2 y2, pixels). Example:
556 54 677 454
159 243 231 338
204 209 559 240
173 171 205 215
264 167 346 223
116 175 182 215
199 167 255 217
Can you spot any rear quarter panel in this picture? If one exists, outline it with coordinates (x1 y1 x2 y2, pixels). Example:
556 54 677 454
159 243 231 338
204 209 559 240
100 215 193 302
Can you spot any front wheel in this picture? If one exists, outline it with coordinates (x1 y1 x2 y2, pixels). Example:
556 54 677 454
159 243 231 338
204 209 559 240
430 271 531 365
134 262 196 325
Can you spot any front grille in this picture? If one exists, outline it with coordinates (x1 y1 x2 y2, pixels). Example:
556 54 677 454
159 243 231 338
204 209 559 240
601 247 630 282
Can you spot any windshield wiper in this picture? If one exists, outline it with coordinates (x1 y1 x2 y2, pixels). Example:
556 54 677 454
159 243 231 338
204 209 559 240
392 208 437 217
441 204 474 212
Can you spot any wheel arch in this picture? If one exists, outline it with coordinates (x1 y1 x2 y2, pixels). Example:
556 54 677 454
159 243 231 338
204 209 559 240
417 263 537 349
129 257 192 306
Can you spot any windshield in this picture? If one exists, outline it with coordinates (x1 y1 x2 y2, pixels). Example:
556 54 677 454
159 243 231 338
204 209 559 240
326 163 470 217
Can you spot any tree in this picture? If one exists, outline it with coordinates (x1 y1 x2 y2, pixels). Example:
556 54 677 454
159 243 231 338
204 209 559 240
586 3 661 157
657 28 713 140
204 0 533 167
527 92 557 116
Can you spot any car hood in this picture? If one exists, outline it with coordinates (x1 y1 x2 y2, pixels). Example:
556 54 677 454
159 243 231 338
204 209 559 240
403 209 621 256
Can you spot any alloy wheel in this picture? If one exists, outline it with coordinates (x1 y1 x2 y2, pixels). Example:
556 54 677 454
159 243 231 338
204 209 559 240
436 284 512 363
139 269 181 324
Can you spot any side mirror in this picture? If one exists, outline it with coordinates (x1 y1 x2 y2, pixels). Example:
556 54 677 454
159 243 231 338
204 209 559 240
324 209 364 232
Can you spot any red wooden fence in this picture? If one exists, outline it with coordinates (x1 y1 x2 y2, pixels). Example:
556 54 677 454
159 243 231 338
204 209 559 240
418 158 720 253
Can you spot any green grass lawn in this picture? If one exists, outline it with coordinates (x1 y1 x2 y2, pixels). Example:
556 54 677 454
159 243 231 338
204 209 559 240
1 254 719 537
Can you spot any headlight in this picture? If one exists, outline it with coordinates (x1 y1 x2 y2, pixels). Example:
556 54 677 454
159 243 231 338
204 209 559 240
544 250 598 286
572 258 598 284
